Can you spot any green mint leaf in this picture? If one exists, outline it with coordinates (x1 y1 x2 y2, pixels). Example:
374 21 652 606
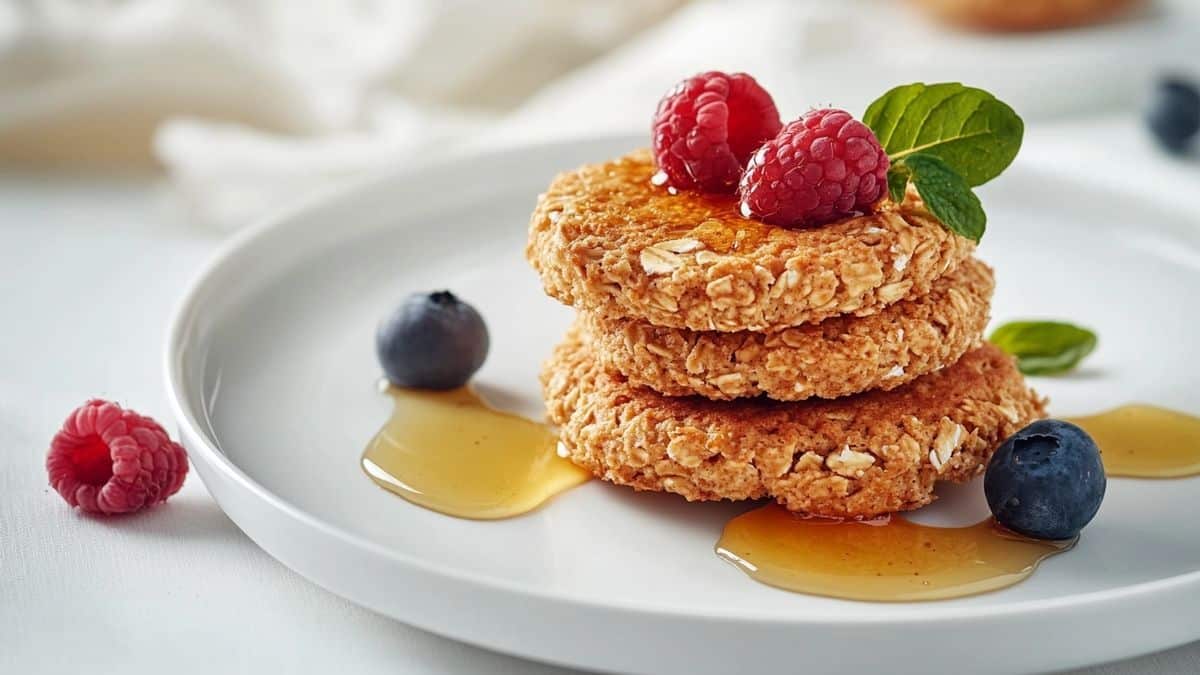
887 166 909 204
864 82 1023 187
989 321 1098 375
901 153 986 243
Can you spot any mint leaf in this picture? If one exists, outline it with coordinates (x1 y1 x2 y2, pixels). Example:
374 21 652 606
899 154 985 243
989 321 1098 375
887 166 909 204
864 82 1023 187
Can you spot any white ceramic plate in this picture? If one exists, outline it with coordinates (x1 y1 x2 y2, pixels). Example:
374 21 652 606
166 137 1200 675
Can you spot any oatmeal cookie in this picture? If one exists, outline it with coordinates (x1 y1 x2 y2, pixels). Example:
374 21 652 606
541 330 1044 518
582 257 993 401
526 150 975 332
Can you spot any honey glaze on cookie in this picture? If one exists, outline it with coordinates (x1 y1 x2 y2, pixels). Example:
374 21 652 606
716 504 1074 601
1068 404 1200 478
362 385 589 519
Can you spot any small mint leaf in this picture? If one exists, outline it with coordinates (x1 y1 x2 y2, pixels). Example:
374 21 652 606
902 153 986 243
989 321 1097 375
887 167 909 204
864 82 1023 187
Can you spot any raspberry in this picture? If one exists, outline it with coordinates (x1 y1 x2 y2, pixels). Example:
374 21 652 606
652 71 782 193
738 108 889 228
46 400 188 515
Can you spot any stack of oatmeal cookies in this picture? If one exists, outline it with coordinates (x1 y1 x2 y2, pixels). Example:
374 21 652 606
528 150 1044 518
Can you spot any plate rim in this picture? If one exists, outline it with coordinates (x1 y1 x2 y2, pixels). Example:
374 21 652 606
163 134 1200 628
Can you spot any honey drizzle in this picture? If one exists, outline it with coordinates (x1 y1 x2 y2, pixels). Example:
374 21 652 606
359 386 1197 598
716 504 1074 602
1068 404 1200 478
684 217 773 253
362 386 589 519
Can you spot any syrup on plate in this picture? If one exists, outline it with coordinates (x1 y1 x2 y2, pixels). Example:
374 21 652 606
361 386 589 519
1068 404 1200 478
361 384 1196 597
716 504 1074 601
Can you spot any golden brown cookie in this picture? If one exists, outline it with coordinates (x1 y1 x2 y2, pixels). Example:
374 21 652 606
526 150 976 332
910 0 1145 31
581 257 994 401
542 330 1044 518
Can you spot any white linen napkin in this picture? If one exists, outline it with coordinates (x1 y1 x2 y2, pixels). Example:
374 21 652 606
0 0 679 228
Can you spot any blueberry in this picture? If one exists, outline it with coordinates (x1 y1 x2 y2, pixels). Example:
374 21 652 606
1145 77 1200 153
376 291 489 390
984 419 1105 540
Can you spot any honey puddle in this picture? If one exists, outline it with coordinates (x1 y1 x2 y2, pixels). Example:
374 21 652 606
360 388 1196 595
1068 404 1200 478
362 386 589 519
716 504 1074 602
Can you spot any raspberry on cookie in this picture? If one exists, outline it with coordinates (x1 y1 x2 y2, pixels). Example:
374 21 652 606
738 109 890 228
651 71 782 193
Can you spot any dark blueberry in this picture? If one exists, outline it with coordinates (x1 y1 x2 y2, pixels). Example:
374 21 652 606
1145 77 1200 153
376 291 489 390
984 419 1105 540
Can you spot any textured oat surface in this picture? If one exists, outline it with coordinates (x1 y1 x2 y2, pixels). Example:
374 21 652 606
526 150 976 332
542 330 1045 518
582 257 994 401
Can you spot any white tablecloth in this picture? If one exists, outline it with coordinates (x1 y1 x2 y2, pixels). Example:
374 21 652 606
2 114 1199 675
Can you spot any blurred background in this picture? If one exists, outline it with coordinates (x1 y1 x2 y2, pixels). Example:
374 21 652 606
2 0 1197 229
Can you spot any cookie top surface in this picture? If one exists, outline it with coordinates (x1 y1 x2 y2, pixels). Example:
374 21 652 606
583 257 994 401
527 150 976 332
542 331 1044 518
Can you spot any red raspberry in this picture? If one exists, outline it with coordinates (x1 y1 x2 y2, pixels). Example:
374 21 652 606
46 400 188 515
738 108 889 227
652 71 782 193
